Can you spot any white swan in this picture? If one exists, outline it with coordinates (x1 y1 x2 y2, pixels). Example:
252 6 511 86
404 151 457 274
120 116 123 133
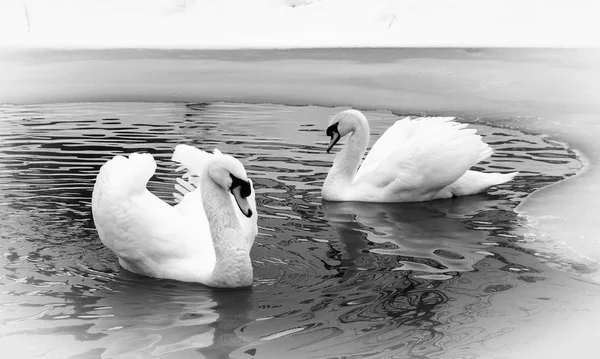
322 109 518 202
91 144 258 288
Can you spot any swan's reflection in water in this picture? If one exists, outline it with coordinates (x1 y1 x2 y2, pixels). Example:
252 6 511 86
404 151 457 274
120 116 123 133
47 268 256 358
322 194 510 279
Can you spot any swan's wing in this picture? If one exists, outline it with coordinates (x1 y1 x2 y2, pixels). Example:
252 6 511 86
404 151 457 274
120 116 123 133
356 117 491 195
171 144 211 216
172 144 212 187
92 153 158 225
93 152 157 198
92 153 183 254
357 117 455 178
358 116 416 175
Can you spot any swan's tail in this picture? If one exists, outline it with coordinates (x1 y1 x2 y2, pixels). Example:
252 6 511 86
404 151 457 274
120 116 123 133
446 170 519 197
171 144 212 202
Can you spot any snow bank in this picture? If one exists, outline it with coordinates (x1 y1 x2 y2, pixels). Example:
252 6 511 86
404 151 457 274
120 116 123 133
1 0 599 49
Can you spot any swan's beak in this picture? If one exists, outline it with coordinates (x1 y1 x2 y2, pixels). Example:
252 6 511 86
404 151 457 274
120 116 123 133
231 179 253 218
326 132 341 153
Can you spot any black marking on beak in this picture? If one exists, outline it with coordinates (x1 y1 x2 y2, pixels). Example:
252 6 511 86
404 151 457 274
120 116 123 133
230 174 253 218
230 174 251 198
326 123 341 153
326 123 338 137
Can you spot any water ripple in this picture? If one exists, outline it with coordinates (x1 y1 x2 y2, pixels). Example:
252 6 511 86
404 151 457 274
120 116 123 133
0 102 585 358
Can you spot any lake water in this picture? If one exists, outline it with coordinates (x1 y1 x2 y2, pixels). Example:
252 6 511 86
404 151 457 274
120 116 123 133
0 101 594 358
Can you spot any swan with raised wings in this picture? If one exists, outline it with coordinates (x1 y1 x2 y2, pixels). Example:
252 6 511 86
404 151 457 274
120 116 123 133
322 109 517 202
91 144 258 288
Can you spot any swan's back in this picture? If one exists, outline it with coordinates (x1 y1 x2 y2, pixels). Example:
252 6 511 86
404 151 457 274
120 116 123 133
354 117 498 201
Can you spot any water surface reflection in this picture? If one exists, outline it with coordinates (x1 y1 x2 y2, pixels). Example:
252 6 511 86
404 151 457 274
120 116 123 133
322 196 510 277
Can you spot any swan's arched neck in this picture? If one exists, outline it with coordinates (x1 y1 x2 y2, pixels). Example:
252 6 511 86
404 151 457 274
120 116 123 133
322 117 370 200
201 177 253 288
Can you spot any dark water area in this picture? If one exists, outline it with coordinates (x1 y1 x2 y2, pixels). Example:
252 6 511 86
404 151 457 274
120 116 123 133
0 102 593 358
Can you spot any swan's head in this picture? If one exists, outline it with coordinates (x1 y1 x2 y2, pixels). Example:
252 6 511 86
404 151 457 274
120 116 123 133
208 154 254 218
325 109 368 153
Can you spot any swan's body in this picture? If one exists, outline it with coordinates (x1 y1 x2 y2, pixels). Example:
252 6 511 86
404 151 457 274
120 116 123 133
92 145 258 288
322 110 517 203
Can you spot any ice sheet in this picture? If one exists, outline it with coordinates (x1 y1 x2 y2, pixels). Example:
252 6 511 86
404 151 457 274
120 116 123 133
1 0 599 48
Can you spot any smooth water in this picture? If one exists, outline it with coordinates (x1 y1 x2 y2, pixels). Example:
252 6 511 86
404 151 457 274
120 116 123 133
0 102 591 358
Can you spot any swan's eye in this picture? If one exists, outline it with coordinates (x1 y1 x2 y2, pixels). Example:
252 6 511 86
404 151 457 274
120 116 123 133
326 123 339 137
230 174 251 198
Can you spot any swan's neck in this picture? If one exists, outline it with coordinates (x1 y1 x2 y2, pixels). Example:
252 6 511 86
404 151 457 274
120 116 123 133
323 123 369 197
201 178 253 288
